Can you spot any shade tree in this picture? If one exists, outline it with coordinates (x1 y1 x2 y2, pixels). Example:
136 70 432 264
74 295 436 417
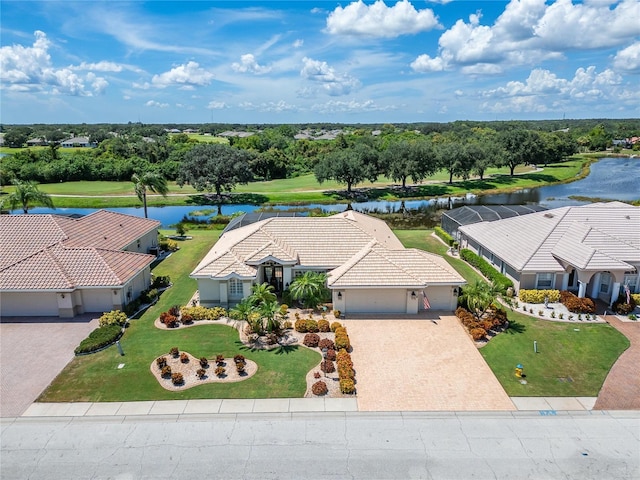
314 143 379 193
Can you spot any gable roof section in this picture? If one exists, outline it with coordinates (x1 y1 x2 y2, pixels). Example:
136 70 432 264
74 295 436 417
191 211 404 278
328 243 465 288
0 211 158 291
459 202 639 273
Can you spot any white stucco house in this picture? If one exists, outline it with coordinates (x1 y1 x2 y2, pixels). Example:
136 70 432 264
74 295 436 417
0 210 160 318
191 211 465 314
458 202 640 306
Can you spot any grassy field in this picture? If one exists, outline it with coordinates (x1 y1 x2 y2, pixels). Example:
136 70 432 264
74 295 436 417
395 228 629 397
1 158 590 209
38 229 320 402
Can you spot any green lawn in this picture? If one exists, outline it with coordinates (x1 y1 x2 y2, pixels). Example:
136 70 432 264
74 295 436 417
38 229 320 402
395 228 629 397
1 157 590 209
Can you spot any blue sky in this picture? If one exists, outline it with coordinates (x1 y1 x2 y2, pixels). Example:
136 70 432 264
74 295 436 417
1 0 639 124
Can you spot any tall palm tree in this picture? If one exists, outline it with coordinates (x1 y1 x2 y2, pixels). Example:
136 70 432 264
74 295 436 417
259 300 282 335
131 172 169 218
7 179 55 214
289 272 328 310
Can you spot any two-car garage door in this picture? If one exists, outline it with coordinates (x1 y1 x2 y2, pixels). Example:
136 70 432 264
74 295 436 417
345 289 407 314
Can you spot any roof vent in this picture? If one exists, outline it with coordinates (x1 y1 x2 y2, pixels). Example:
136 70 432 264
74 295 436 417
625 215 630 220
544 213 554 218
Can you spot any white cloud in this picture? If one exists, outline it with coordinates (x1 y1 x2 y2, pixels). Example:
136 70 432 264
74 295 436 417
293 39 304 48
412 0 640 75
310 99 395 114
325 0 440 38
207 101 229 109
613 42 640 72
151 61 214 88
145 100 169 108
239 100 296 112
232 54 271 74
71 61 143 73
0 30 108 96
300 57 360 96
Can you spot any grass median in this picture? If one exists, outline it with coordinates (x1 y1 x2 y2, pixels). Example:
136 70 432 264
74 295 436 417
395 228 629 397
38 229 320 403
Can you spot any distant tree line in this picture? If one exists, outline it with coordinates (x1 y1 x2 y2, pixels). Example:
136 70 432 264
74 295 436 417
2 119 638 194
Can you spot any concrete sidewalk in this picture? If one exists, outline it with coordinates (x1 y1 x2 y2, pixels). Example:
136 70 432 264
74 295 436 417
17 396 598 418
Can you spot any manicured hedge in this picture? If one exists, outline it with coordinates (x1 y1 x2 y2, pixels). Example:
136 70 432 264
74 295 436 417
434 226 454 246
459 248 513 292
75 324 122 355
518 289 560 304
559 290 596 314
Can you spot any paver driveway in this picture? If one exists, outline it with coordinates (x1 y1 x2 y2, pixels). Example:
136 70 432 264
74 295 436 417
0 315 98 417
344 314 515 411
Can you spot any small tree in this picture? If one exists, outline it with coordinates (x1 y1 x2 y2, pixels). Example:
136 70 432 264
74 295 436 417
132 172 169 218
459 280 501 320
7 179 55 213
176 222 188 237
289 272 329 310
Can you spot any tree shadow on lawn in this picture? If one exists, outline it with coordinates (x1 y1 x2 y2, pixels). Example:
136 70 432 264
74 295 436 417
184 192 268 206
235 342 301 355
504 321 527 334
322 184 451 202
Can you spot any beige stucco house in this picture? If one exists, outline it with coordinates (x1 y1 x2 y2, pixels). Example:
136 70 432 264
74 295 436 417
191 211 465 314
458 202 640 306
0 210 160 317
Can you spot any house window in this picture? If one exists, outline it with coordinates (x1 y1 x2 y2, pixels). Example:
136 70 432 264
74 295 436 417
624 271 638 293
536 273 554 289
294 270 305 278
229 278 243 297
599 273 611 294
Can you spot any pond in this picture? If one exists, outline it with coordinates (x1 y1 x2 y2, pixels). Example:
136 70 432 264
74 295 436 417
18 157 640 227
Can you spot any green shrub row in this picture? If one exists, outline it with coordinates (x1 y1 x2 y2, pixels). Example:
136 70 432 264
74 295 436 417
98 310 128 328
179 306 227 321
459 249 514 292
434 226 454 246
518 289 560 304
336 348 355 394
75 324 122 355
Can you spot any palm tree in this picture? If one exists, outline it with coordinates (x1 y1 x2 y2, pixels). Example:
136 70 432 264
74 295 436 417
259 300 282 334
229 298 256 323
7 179 55 213
460 280 501 320
249 283 277 306
289 272 328 310
131 172 169 218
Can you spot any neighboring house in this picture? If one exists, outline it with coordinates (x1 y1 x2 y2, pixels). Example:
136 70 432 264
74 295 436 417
60 136 97 148
441 205 547 240
191 211 465 314
0 210 160 317
458 202 640 305
26 137 48 147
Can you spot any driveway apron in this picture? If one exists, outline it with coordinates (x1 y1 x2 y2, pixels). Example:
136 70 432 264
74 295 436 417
593 316 640 410
343 315 515 411
0 315 98 417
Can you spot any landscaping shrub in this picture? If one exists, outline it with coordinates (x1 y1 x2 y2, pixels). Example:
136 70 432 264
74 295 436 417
470 328 487 341
560 290 596 314
332 310 341 319
434 226 454 246
336 349 352 364
235 361 246 374
181 313 193 325
330 321 343 332
171 372 184 385
294 319 308 333
613 294 637 315
199 357 209 368
314 371 321 379
168 305 181 317
335 334 350 350
161 365 172 377
180 352 189 363
139 288 158 305
98 310 128 328
518 289 560 304
169 347 179 357
196 368 206 379
325 349 337 361
303 333 320 347
318 338 335 351
312 381 328 396
321 360 335 373
317 319 330 332
459 249 514 293
283 320 292 329
305 319 319 333
156 357 167 369
179 306 226 321
234 354 245 364
159 238 178 252
215 366 226 377
339 379 356 394
74 324 122 355
151 275 171 289
632 293 640 305
159 312 179 328
215 354 225 365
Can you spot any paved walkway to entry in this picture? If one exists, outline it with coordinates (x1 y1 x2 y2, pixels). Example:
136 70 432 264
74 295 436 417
594 316 640 410
343 314 515 411
0 315 98 418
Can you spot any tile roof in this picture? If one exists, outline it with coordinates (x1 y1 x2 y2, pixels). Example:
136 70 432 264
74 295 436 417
459 202 640 273
192 211 464 288
328 244 465 288
0 211 158 291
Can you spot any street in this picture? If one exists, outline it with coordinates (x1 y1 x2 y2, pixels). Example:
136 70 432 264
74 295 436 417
1 411 638 479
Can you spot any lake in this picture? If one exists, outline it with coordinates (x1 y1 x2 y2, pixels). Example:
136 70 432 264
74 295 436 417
19 157 640 227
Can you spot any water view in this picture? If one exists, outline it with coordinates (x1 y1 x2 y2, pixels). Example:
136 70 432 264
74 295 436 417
22 157 640 227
